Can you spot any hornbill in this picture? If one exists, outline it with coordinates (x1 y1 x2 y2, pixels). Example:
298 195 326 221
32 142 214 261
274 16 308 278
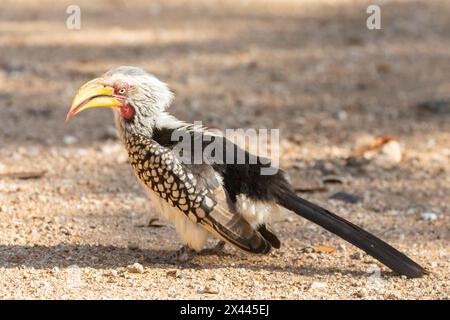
66 66 427 278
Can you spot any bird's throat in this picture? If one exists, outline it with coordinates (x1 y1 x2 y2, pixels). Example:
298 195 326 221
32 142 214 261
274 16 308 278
119 103 135 121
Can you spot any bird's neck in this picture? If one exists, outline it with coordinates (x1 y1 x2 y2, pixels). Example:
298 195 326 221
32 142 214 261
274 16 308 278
114 110 188 146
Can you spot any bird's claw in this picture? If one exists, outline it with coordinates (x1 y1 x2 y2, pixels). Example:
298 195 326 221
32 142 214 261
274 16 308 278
156 241 226 264
158 245 196 264
199 240 226 256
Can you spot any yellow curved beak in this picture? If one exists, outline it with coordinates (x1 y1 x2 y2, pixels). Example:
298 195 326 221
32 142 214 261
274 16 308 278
65 78 123 122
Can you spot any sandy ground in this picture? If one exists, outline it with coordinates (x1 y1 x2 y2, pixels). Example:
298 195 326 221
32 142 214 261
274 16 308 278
0 0 448 299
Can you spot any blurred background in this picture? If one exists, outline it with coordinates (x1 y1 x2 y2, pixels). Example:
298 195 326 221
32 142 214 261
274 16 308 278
0 0 448 299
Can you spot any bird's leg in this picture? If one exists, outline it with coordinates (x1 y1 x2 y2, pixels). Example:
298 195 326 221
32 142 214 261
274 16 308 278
212 240 226 253
199 240 226 256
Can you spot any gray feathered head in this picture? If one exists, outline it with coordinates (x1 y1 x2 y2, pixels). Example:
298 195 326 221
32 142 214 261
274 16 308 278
66 66 175 135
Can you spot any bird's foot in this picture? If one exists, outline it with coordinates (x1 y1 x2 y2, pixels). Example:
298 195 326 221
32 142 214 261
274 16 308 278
199 240 226 256
160 245 196 264
156 241 225 264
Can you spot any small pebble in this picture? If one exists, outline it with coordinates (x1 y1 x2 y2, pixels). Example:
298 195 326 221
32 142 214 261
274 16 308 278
63 135 78 145
126 263 144 274
310 281 327 289
128 211 140 218
176 273 190 280
417 99 450 114
355 289 368 298
374 140 402 167
351 252 363 260
60 227 71 236
105 270 118 277
166 269 179 277
208 274 222 281
307 253 318 260
337 110 348 120
134 221 147 228
330 192 362 204
420 212 438 221
302 247 314 253
201 286 219 294
127 242 140 250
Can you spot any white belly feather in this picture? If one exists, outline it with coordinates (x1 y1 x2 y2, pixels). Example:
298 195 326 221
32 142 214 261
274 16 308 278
145 189 210 251
235 194 287 228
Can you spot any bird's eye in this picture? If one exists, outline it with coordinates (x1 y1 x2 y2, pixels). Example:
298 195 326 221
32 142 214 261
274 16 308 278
117 87 127 95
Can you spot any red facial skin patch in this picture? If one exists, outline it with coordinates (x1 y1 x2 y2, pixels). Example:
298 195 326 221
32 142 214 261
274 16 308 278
120 103 135 121
114 83 135 121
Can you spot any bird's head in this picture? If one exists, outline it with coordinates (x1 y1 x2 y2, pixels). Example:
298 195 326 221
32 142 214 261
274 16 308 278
66 66 174 135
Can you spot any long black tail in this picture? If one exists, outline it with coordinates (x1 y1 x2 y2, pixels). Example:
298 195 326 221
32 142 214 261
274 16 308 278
276 191 427 278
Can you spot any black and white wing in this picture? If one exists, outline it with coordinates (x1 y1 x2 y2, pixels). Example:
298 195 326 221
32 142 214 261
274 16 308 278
125 132 272 254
